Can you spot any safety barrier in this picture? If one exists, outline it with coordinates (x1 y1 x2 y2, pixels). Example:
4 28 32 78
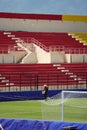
0 118 87 130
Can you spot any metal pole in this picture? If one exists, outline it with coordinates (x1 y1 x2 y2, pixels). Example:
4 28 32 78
62 91 64 121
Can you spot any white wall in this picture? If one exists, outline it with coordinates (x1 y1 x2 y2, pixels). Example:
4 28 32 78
71 54 84 63
0 54 4 63
50 51 65 63
34 44 66 63
65 54 71 63
21 52 38 64
34 44 50 63
65 54 86 63
84 54 87 62
0 18 87 32
0 51 26 63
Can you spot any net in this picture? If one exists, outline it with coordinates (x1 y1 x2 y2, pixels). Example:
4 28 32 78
41 91 87 122
41 92 63 121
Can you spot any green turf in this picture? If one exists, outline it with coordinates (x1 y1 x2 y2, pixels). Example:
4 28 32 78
0 99 87 123
0 100 42 119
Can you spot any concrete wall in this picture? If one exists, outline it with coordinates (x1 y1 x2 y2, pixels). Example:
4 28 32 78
84 54 87 63
21 52 38 64
0 47 86 64
65 54 87 63
0 51 26 63
0 18 87 32
50 51 65 63
34 44 50 63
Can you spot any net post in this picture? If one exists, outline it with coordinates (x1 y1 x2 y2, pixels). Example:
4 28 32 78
62 91 64 121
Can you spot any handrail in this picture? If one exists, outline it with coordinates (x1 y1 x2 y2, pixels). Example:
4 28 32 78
0 36 87 54
30 38 87 54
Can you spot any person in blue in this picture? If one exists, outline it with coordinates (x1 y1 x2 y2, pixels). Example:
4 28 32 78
42 84 48 100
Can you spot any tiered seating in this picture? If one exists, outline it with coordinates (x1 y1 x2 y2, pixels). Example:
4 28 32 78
69 32 87 45
54 63 87 85
0 64 65 88
0 32 25 54
0 31 87 55
0 63 87 91
0 32 15 53
11 32 87 53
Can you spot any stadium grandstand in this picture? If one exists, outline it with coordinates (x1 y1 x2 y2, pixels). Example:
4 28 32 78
0 12 87 91
0 12 87 130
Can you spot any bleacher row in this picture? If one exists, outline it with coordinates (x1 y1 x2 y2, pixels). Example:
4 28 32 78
0 31 87 90
0 32 24 53
9 31 87 53
70 32 87 44
0 31 87 54
0 63 87 91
